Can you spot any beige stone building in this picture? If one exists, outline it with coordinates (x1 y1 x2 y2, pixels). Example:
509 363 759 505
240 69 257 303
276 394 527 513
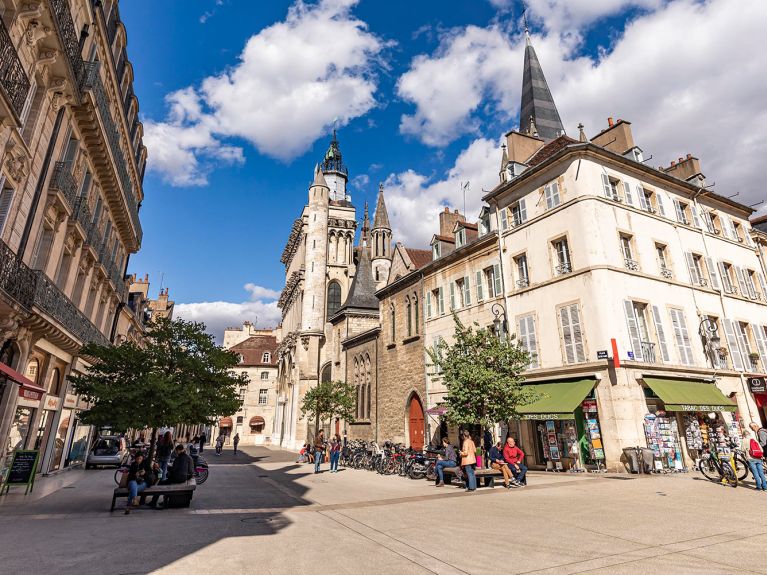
0 0 147 476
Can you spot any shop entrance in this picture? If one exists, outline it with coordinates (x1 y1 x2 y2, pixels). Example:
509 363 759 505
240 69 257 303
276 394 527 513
408 395 425 451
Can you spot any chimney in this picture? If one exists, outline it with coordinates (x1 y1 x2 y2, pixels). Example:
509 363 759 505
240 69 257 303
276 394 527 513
661 153 704 185
591 118 635 155
438 207 465 237
607 117 614 127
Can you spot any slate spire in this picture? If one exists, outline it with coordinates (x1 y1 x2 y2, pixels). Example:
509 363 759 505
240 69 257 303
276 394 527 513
519 24 565 142
372 183 390 230
338 238 378 313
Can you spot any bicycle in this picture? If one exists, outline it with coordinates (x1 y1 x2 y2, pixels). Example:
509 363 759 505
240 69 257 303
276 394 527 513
698 446 738 487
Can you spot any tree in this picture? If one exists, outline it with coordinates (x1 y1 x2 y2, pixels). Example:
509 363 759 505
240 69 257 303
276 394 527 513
70 317 245 460
427 314 538 429
300 380 356 436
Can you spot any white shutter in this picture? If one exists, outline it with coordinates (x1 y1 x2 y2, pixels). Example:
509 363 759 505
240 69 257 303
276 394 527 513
493 263 502 297
463 276 471 306
561 304 585 363
438 287 444 314
623 182 633 205
475 270 484 301
449 282 456 310
745 270 758 300
735 267 749 297
757 273 767 300
518 315 539 368
425 291 432 318
705 257 721 291
651 305 671 362
0 188 13 233
636 185 648 210
720 216 733 239
570 304 586 362
669 309 694 366
722 318 744 371
560 306 575 364
702 210 715 233
674 200 686 223
544 184 553 209
754 325 767 366
691 206 702 228
718 261 732 292
656 193 666 216
601 173 612 198
500 208 508 231
518 199 527 222
623 301 643 360
684 252 699 285
735 322 752 365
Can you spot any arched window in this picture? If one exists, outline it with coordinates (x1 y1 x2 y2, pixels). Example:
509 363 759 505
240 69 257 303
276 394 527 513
25 358 39 385
365 354 371 419
320 362 332 383
353 358 360 419
327 281 342 319
390 303 396 342
413 293 419 334
406 296 412 337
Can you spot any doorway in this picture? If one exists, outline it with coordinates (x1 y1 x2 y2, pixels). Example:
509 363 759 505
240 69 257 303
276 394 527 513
408 394 425 450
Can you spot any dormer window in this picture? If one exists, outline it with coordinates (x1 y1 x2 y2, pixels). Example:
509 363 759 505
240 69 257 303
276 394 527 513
432 242 441 260
262 352 271 363
455 228 466 248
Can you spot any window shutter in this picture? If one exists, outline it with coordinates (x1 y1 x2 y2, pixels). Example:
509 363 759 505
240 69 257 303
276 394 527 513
518 199 527 223
669 309 694 366
684 252 699 285
705 257 721 291
601 173 612 198
475 270 484 301
674 200 685 223
754 325 767 366
560 306 575 364
570 304 585 362
691 206 702 228
0 188 13 233
636 186 648 210
702 210 715 233
527 315 539 368
651 305 671 362
717 261 732 292
720 216 732 239
745 270 758 299
544 185 553 209
463 276 471 306
449 282 456 310
551 181 560 206
438 287 444 314
425 291 432 318
722 318 744 370
735 322 752 364
757 273 767 300
623 181 633 205
518 315 528 349
735 266 749 296
33 229 54 270
656 194 666 216
623 300 643 360
493 263 502 297
500 208 508 231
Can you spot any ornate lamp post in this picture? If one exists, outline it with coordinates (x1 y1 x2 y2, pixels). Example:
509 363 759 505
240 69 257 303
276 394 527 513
491 303 508 341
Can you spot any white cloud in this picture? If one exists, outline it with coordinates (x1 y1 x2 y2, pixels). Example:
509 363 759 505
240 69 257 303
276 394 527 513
397 0 767 209
145 0 385 185
525 0 662 32
175 283 281 343
385 137 501 247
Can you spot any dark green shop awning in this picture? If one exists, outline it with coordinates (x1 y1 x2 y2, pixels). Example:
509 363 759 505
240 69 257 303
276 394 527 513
644 377 736 412
517 379 596 420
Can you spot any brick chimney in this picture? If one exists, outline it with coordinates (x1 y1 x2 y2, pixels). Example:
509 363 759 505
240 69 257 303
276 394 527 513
661 153 704 184
439 207 465 237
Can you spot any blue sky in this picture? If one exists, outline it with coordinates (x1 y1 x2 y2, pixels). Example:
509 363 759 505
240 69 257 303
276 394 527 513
122 0 767 339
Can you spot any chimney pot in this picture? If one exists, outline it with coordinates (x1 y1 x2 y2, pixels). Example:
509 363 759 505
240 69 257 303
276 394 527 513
686 153 692 159
678 157 683 163
444 207 449 213
607 117 614 127
454 209 459 214
670 161 676 166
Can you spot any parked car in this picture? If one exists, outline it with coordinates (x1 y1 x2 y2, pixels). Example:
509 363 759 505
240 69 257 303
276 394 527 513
86 436 127 469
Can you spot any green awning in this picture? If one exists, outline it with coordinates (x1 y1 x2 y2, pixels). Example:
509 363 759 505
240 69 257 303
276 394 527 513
516 379 596 420
643 377 736 412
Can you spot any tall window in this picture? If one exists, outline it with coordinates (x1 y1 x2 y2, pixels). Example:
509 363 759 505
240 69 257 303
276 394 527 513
620 234 637 269
0 185 14 234
485 264 502 297
684 253 706 287
623 301 652 362
544 181 560 210
517 314 539 368
326 281 342 319
515 254 529 288
656 243 671 278
412 293 419 335
559 303 585 363
258 389 268 405
673 199 690 225
511 199 527 227
553 239 571 275
390 303 396 342
406 296 412 337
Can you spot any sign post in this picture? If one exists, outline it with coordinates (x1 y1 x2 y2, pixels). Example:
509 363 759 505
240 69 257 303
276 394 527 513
2 450 40 495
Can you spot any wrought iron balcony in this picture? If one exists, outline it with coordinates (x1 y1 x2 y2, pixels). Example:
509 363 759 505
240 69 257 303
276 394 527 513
555 262 572 276
72 196 92 233
660 266 673 279
640 341 656 363
624 258 639 271
516 278 529 289
49 0 84 95
50 162 78 210
0 239 36 309
0 18 32 119
33 270 109 346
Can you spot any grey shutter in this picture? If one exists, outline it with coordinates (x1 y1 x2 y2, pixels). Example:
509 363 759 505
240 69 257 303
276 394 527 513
637 185 648 210
702 210 715 233
570 304 586 362
691 206 702 228
560 306 575 364
527 315 539 367
745 270 758 299
705 257 721 291
717 261 732 292
601 173 612 198
475 271 484 301
623 181 633 205
722 318 744 371
735 267 749 296
0 188 13 233
623 300 643 360
425 291 432 318
500 208 508 231
684 252 699 285
754 325 767 366
656 194 666 216
669 309 693 366
544 184 553 209
493 263 502 297
757 273 767 300
674 200 686 223
518 199 527 222
449 282 456 310
463 276 471 306
651 305 671 362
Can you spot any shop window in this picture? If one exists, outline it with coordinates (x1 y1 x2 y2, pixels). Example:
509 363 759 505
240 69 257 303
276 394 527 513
6 406 35 459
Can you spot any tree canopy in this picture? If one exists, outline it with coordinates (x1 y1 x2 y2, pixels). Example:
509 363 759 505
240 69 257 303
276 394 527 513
70 318 244 457
300 380 356 435
427 314 538 428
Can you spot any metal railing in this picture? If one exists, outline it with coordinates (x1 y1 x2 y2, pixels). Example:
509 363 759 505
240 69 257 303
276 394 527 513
0 18 31 119
624 258 639 271
50 162 78 210
516 278 529 288
49 0 84 96
555 262 572 275
640 341 656 363
0 239 36 309
660 266 673 279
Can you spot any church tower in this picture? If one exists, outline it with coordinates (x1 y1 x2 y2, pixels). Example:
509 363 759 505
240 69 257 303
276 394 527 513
320 130 348 202
519 26 565 142
371 184 392 288
301 165 330 332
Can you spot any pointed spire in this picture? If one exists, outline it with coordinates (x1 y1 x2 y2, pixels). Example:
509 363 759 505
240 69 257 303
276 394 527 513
500 143 508 171
372 183 390 230
338 240 378 313
320 129 348 178
312 164 328 188
523 10 531 46
519 26 565 142
360 202 370 246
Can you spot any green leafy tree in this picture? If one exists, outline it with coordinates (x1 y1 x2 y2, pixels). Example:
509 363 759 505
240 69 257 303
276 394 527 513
300 380 357 436
427 314 538 428
70 318 244 460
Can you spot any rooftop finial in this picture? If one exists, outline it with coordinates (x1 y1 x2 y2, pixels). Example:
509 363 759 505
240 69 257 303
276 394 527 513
578 123 588 143
523 10 531 46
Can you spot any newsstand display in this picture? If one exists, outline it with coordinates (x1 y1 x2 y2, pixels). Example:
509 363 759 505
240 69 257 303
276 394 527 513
643 412 685 471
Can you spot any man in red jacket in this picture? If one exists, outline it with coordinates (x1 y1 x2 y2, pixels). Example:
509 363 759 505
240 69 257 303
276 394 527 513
503 436 527 485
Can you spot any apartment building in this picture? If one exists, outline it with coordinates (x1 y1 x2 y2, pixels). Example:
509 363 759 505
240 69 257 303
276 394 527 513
0 0 146 475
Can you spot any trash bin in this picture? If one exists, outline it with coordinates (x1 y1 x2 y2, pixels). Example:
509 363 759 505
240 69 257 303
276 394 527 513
640 448 655 473
622 447 640 473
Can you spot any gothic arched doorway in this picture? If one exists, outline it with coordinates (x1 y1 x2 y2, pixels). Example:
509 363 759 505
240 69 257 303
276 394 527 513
407 394 425 450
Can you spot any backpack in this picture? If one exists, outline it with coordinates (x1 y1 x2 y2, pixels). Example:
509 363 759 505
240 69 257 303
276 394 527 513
749 438 764 459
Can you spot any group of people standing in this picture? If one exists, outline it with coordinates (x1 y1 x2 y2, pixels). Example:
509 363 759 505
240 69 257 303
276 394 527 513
297 430 343 473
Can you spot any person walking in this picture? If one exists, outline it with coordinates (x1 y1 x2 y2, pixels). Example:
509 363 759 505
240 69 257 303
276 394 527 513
744 423 767 491
314 430 326 474
155 431 174 482
503 436 527 486
459 430 477 492
329 434 342 473
233 433 240 455
435 437 457 487
198 431 207 454
215 434 225 455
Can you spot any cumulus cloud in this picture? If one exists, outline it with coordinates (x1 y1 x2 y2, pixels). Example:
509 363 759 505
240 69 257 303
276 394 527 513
145 0 385 185
175 283 281 344
398 0 767 209
385 138 501 247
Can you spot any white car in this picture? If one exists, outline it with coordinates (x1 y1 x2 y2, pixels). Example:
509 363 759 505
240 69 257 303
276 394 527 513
85 436 127 469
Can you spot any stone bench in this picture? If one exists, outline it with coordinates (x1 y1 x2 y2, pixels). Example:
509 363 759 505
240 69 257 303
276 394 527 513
436 466 502 488
111 478 196 511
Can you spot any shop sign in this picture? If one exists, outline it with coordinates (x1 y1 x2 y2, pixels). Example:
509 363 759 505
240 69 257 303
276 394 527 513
18 386 42 401
596 350 609 360
679 404 727 412
748 377 767 394
44 395 61 411
64 394 77 408
582 399 598 413
524 413 567 420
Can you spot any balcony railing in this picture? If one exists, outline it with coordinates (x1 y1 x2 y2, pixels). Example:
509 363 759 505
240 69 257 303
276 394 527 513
0 18 32 119
0 239 36 309
660 266 673 280
80 62 142 244
50 162 78 210
49 0 84 95
33 270 110 346
516 278 529 289
555 262 572 276
624 258 639 271
640 341 656 363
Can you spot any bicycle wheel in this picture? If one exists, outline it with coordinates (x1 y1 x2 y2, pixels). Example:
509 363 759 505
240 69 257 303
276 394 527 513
425 462 436 482
722 462 738 488
734 455 749 481
196 467 209 485
698 458 722 482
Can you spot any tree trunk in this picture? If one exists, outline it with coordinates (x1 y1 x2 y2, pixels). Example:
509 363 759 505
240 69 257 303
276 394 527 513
315 413 320 437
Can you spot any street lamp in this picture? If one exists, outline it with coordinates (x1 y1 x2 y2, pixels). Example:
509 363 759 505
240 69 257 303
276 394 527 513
491 303 508 341
699 317 721 347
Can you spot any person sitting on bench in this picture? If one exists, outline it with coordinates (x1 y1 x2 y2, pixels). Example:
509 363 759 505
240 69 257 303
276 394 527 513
503 436 527 486
489 441 520 488
435 437 457 487
150 444 194 509
125 453 158 514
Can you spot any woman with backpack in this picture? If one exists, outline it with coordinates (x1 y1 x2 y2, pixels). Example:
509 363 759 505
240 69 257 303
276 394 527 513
742 423 767 491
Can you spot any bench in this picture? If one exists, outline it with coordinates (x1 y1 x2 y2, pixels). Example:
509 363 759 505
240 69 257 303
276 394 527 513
436 466 502 488
111 478 196 511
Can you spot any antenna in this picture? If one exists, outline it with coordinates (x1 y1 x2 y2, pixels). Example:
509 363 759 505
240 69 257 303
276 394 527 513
461 181 470 216
159 272 165 292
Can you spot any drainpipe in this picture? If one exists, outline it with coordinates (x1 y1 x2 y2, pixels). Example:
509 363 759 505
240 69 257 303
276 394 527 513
19 107 65 258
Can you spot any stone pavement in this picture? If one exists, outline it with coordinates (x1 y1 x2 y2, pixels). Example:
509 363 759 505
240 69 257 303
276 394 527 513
1 445 766 574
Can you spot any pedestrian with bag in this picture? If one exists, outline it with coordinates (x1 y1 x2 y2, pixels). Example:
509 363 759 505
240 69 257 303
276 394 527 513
329 434 342 473
314 430 326 474
459 430 477 492
746 423 767 491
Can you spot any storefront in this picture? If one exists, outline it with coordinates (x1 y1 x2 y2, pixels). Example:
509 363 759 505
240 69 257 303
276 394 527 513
642 377 737 471
747 376 767 426
65 412 91 468
516 379 606 471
